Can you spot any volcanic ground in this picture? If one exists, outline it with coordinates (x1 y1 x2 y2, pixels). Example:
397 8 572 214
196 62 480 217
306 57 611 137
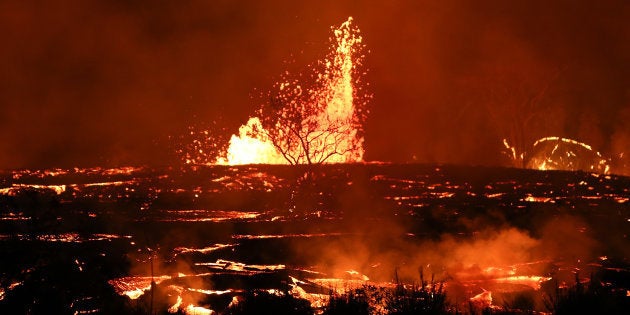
0 164 629 313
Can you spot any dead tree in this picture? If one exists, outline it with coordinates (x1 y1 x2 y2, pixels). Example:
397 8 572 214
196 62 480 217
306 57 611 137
257 83 363 166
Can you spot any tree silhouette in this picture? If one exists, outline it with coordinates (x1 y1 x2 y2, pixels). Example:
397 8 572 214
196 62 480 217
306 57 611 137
255 17 369 165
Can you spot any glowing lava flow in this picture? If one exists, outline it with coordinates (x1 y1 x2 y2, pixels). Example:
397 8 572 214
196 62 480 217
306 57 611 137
216 16 368 165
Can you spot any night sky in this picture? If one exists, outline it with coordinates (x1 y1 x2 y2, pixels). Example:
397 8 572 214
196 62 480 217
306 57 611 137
1 0 628 168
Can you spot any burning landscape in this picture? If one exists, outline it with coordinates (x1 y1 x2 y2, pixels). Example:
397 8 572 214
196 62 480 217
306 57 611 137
2 163 630 314
2 1 630 314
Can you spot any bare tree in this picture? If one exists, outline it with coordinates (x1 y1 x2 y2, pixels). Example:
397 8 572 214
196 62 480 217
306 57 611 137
255 17 369 166
256 84 364 165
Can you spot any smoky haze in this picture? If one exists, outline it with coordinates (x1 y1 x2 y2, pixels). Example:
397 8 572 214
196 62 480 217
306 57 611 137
1 0 628 168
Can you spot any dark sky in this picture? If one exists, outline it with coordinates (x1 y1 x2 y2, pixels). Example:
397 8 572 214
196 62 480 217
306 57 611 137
1 0 628 168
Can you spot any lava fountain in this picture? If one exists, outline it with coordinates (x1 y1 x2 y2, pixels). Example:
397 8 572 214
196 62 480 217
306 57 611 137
215 17 370 165
504 137 610 174
526 137 609 173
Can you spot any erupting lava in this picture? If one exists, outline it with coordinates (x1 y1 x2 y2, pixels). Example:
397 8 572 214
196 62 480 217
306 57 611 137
212 17 369 165
504 137 610 174
526 137 610 173
219 117 285 165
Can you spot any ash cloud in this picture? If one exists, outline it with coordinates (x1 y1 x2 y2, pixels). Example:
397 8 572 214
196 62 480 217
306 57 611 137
0 1 628 168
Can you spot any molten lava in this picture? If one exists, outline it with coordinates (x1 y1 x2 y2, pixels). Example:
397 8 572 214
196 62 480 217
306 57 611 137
214 17 368 165
504 137 610 174
219 117 286 165
526 137 610 173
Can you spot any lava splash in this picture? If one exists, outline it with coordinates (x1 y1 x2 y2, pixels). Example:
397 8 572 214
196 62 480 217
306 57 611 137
214 17 369 165
504 136 610 174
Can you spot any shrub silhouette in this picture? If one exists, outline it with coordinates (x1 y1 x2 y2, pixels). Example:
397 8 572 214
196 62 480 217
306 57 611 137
224 289 313 315
545 272 630 315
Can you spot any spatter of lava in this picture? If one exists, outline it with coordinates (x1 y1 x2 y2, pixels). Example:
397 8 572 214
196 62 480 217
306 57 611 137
504 137 610 173
181 17 370 165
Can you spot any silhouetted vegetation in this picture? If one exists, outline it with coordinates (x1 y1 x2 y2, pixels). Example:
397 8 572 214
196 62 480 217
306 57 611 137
324 286 373 315
545 273 630 315
323 270 449 315
385 269 448 315
224 290 314 315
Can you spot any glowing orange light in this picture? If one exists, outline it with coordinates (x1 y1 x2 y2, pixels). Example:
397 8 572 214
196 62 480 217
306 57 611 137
216 17 367 165
504 136 610 174
527 137 610 173
168 295 183 313
108 275 171 300
217 117 287 165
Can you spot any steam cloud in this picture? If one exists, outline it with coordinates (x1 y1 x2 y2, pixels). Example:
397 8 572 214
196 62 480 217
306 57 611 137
304 210 602 296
